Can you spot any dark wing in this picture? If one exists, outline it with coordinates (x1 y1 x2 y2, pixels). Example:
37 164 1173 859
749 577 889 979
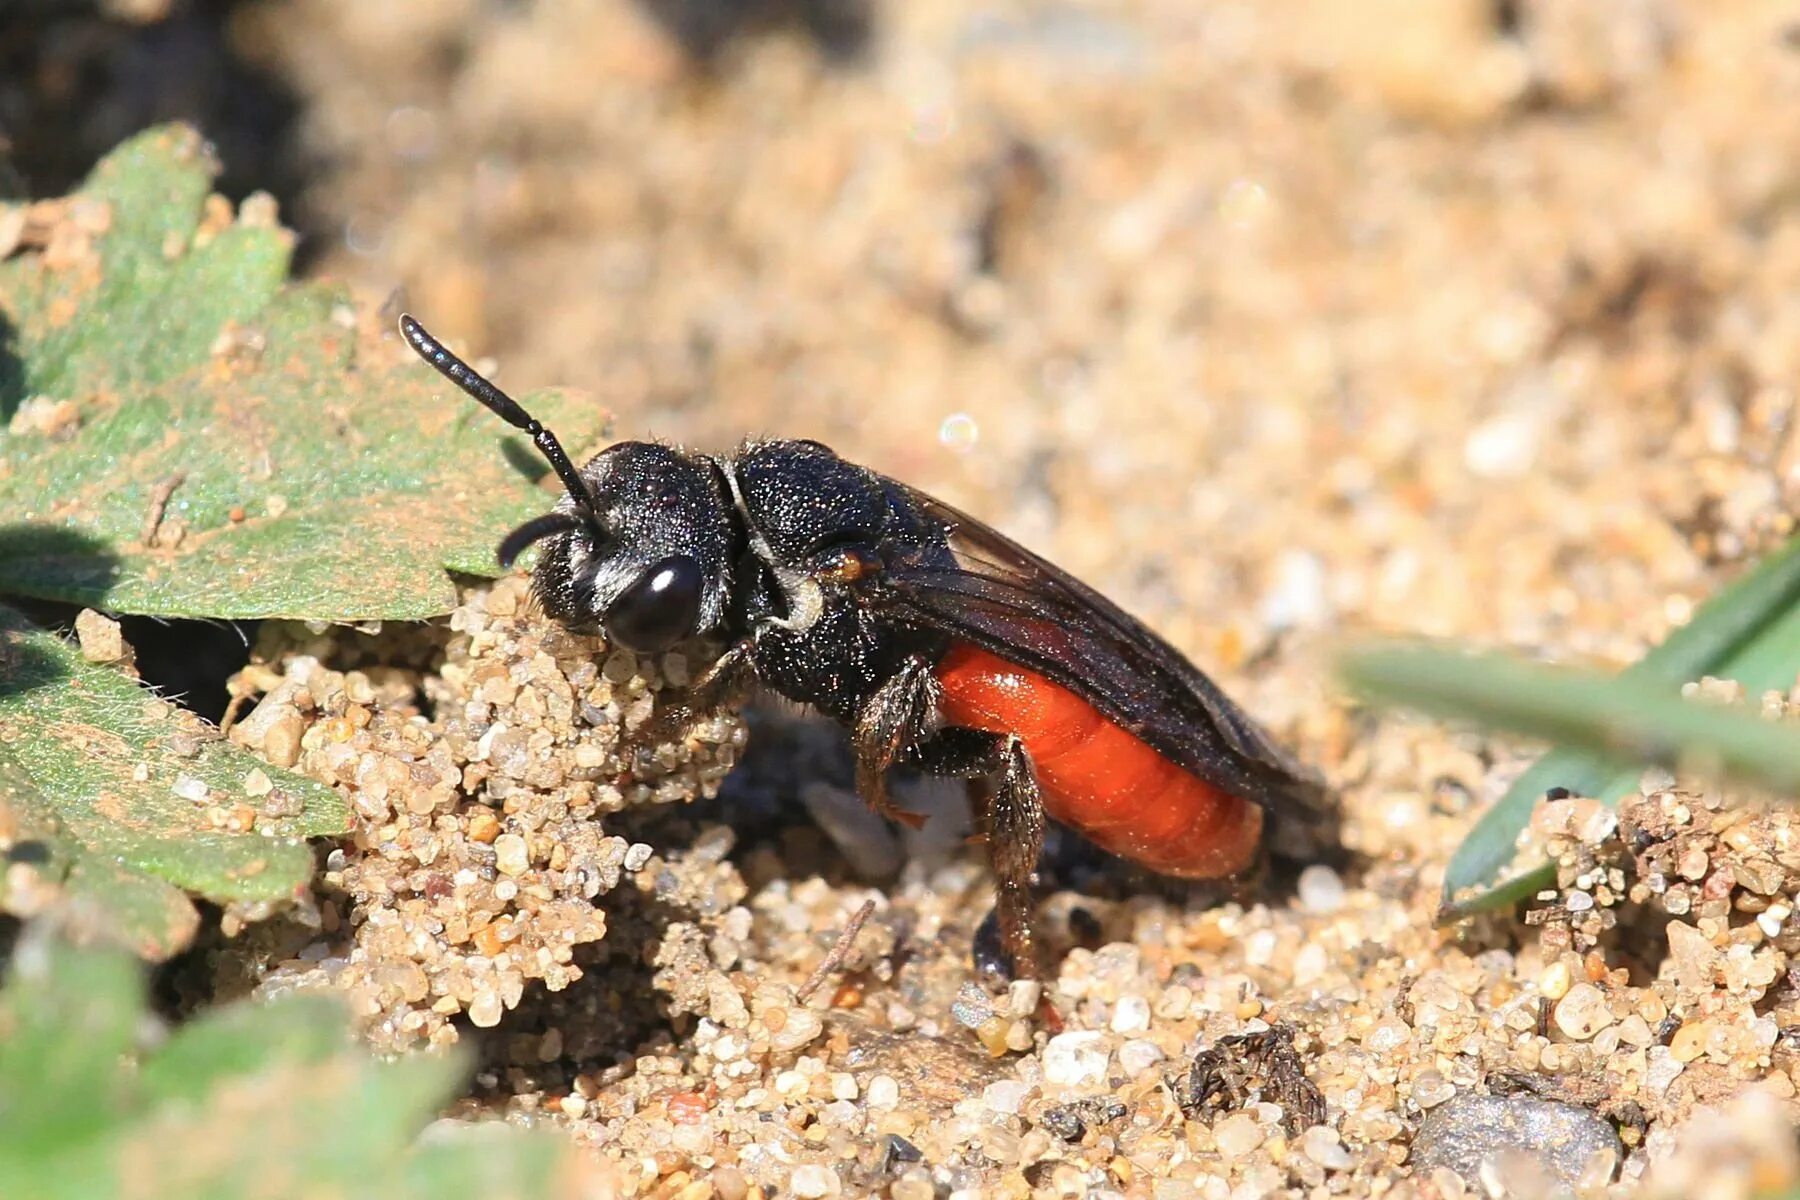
877 486 1328 820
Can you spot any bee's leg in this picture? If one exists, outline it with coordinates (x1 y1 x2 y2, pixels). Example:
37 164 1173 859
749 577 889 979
687 638 758 707
643 637 757 740
849 656 941 829
911 728 1045 984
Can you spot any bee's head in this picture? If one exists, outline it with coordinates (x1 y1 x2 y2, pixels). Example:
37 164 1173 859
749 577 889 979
401 315 732 652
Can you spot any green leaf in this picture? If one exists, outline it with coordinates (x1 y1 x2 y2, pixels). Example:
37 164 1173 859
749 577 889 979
0 602 348 959
0 124 606 620
138 993 349 1108
0 933 143 1164
1422 530 1800 919
0 936 579 1200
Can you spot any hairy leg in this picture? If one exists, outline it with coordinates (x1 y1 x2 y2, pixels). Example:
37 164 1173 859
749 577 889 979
848 656 940 829
915 728 1045 982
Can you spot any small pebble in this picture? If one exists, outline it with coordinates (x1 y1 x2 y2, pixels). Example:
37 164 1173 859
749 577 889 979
74 609 128 664
623 842 654 871
952 982 995 1029
1670 1020 1711 1063
983 1079 1030 1115
467 810 500 844
1214 1113 1265 1159
769 1006 823 1053
1553 983 1613 1040
1413 1095 1622 1191
467 990 503 1028
262 709 303 768
866 1075 900 1109
1006 979 1042 1018
789 1164 840 1198
493 833 530 877
1110 995 1150 1033
880 1134 924 1172
1041 1031 1110 1088
1297 864 1346 914
172 774 209 802
1412 1069 1455 1107
1301 1126 1351 1170
1538 960 1573 1001
1117 1039 1165 1076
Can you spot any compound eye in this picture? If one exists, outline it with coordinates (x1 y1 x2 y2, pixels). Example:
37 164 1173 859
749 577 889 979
605 555 704 652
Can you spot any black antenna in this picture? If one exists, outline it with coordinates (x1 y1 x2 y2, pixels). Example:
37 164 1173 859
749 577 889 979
399 314 601 516
497 512 587 568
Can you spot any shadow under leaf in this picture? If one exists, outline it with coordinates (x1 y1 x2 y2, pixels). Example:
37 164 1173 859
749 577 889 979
0 523 122 607
0 600 68 700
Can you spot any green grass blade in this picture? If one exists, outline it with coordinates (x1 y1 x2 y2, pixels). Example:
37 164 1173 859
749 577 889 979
1424 531 1800 918
1341 644 1800 794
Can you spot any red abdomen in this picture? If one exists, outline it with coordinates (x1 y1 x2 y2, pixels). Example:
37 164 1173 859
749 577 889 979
934 644 1263 879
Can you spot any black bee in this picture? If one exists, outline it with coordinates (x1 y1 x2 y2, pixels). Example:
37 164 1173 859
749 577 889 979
402 315 1325 980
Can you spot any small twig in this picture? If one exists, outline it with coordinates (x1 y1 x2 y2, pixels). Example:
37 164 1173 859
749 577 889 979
140 470 187 547
794 897 878 1004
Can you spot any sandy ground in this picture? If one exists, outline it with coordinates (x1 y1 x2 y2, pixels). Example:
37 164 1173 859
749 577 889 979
41 1 1800 1196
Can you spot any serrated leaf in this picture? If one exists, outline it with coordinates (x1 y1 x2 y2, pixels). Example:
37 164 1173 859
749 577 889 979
1420 530 1800 919
0 936 579 1200
0 602 347 958
0 124 607 620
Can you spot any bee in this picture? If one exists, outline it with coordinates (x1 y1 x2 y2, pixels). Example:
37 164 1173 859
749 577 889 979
402 315 1326 979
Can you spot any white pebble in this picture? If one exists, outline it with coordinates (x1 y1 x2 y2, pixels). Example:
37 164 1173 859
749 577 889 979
1111 995 1151 1033
1214 1113 1264 1159
789 1164 840 1198
829 1072 858 1101
1539 960 1573 1001
1412 1068 1455 1107
172 774 210 802
467 990 503 1028
866 1074 900 1109
1261 550 1329 630
770 1007 824 1053
983 1079 1030 1114
1117 1039 1165 1076
1301 1125 1351 1169
1297 864 1345 913
1553 983 1613 1040
623 842 653 871
1041 1031 1109 1088
493 833 530 877
1367 1022 1409 1053
1463 409 1541 478
1007 979 1043 1018
818 1100 860 1127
